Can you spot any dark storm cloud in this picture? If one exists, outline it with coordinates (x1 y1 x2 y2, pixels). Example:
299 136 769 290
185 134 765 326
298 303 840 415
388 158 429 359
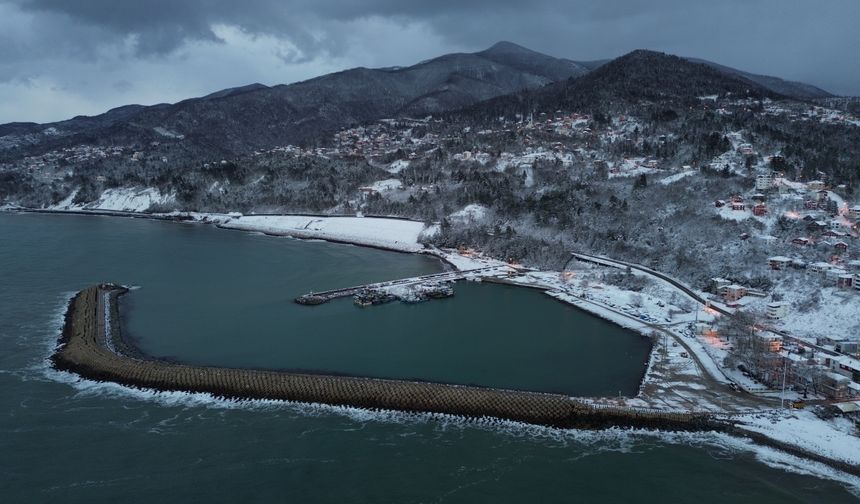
1 0 858 122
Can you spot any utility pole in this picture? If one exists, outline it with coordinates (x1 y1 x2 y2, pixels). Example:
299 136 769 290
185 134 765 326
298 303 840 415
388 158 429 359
780 349 790 409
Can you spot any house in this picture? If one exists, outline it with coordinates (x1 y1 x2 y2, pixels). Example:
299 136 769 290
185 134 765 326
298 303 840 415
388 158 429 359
855 273 860 291
792 237 811 246
709 277 732 293
714 199 726 208
755 172 772 191
825 268 850 284
804 200 819 210
753 203 767 216
807 180 825 191
808 261 832 275
850 205 860 220
823 229 848 238
731 200 746 211
835 241 849 253
721 284 747 302
821 372 851 400
817 189 830 202
768 256 792 270
837 274 854 289
766 302 789 319
806 220 827 232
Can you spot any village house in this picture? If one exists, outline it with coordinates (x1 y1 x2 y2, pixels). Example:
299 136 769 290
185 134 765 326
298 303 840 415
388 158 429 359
816 189 830 202
821 373 852 400
808 261 832 275
753 203 767 216
850 205 860 220
721 284 747 302
755 172 772 191
714 199 726 208
834 241 849 253
792 237 811 246
766 301 789 319
807 180 826 191
730 200 746 211
804 199 819 210
837 274 854 289
767 256 792 270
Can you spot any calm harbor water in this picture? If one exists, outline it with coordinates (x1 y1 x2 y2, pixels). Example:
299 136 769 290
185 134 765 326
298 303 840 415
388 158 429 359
0 213 857 502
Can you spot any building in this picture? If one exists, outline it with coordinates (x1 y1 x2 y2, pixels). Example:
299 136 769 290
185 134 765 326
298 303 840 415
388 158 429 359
767 256 792 270
835 241 849 253
721 284 747 302
837 274 854 289
821 372 851 400
850 205 860 220
855 273 860 291
731 200 746 211
755 172 773 191
792 237 811 246
807 180 825 191
808 262 832 275
753 203 767 216
766 302 789 319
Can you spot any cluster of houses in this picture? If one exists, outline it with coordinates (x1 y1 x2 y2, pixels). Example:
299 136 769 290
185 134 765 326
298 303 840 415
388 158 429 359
4 144 127 177
714 194 769 216
767 256 860 290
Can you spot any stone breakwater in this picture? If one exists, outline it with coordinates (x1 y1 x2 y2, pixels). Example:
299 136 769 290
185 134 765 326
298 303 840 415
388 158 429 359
52 284 718 431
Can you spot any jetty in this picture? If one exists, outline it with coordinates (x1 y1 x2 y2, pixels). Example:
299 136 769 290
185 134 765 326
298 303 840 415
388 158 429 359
294 266 506 305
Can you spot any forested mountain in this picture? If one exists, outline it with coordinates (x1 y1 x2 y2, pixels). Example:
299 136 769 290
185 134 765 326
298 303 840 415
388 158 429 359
0 42 584 159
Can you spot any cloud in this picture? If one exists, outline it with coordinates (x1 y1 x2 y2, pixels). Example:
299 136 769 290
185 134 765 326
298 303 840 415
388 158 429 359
0 0 858 122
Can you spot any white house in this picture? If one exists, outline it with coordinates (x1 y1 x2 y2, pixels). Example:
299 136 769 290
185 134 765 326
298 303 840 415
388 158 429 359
766 302 789 319
755 172 773 191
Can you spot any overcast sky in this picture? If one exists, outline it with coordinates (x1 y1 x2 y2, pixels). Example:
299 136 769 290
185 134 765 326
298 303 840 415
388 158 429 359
1 0 858 124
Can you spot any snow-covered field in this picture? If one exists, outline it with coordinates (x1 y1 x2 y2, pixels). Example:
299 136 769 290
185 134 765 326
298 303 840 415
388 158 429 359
220 215 433 252
49 187 174 212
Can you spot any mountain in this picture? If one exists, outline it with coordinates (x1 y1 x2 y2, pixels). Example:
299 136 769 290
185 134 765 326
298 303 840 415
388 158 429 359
0 42 582 157
459 49 782 119
687 58 833 99
0 43 834 160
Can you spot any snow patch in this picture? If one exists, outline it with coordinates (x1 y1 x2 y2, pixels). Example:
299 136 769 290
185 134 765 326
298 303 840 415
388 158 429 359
221 215 431 252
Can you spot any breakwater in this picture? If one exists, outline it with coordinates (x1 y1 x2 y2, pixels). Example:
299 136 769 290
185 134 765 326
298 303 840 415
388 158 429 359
51 284 718 431
47 285 860 477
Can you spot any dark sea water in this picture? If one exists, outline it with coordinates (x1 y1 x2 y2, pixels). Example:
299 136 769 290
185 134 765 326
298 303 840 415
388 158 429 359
0 213 857 503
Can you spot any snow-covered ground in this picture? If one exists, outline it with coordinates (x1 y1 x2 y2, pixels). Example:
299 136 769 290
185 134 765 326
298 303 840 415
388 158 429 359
220 215 433 252
448 204 489 224
386 159 410 173
368 178 403 192
659 170 696 185
49 187 174 212
734 410 860 466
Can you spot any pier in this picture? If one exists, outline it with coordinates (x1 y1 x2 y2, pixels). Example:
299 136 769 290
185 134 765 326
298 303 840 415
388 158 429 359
294 266 509 305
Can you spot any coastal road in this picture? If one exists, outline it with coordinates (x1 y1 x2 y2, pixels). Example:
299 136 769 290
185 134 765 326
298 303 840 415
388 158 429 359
571 252 852 362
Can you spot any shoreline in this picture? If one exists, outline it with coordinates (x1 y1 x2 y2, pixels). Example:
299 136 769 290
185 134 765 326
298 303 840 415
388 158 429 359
8 207 860 479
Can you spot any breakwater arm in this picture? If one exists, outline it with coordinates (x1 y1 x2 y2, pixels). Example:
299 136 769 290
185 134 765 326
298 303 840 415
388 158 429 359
51 284 720 432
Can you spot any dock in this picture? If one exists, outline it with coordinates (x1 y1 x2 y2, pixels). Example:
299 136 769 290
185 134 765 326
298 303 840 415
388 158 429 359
294 266 509 305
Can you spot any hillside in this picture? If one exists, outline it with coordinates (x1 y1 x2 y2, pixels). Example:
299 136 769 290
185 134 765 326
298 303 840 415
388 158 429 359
0 42 582 158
